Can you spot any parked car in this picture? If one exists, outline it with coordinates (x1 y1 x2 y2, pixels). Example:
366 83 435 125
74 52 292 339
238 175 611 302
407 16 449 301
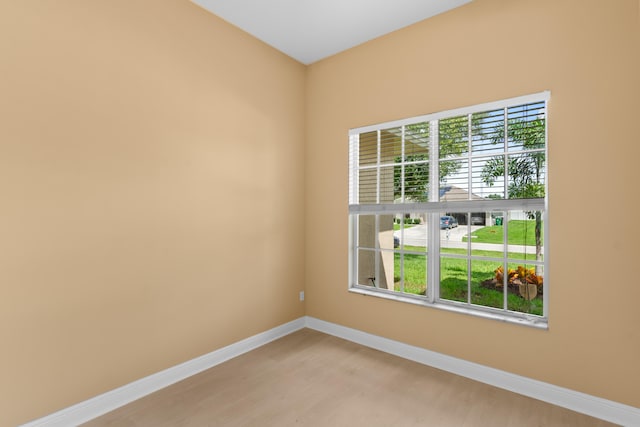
440 215 458 229
470 216 485 225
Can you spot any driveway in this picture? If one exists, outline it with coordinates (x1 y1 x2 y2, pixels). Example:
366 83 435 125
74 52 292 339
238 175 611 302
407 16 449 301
393 224 483 247
393 224 540 254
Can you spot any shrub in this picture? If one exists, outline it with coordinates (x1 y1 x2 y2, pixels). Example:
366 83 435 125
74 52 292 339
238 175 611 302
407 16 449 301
494 265 543 294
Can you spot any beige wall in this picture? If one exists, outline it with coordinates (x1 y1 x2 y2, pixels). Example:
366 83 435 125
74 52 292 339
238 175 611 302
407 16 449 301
2 0 639 424
0 1 306 425
306 0 640 410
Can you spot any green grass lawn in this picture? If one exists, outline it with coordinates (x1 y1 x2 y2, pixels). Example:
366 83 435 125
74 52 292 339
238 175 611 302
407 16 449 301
393 223 416 231
392 245 543 315
394 251 427 294
462 220 544 246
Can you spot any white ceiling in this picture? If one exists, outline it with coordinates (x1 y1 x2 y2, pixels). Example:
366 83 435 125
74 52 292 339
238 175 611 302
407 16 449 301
191 0 472 65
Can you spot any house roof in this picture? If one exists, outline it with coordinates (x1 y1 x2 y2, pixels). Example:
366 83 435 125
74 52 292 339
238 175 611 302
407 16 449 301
439 185 486 201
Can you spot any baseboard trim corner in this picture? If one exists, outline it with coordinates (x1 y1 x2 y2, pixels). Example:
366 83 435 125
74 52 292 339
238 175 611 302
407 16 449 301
22 317 306 427
304 316 640 426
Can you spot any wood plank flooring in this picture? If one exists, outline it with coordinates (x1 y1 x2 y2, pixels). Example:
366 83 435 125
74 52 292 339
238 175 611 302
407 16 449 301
83 329 615 426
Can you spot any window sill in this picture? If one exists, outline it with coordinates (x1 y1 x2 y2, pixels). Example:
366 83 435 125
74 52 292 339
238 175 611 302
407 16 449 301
348 286 548 330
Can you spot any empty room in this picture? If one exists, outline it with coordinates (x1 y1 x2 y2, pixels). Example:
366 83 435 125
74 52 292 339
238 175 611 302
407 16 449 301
1 0 639 425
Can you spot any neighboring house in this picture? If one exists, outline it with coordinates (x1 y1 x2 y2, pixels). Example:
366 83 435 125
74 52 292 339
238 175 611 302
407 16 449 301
439 184 486 202
439 185 488 225
394 186 497 225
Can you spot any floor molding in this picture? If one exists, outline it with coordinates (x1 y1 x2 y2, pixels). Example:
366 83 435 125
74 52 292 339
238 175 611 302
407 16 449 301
21 317 306 427
23 315 639 426
306 316 640 426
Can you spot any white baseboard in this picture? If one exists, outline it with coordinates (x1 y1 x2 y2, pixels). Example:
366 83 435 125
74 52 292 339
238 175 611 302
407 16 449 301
23 315 639 426
305 316 640 427
21 317 306 427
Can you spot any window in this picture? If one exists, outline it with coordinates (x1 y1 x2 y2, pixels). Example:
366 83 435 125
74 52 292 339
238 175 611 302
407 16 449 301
348 92 549 327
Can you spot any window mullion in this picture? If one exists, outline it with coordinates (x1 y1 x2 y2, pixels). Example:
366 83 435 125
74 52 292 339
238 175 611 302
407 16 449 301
350 198 544 215
543 209 549 318
349 134 356 204
400 250 405 294
466 115 472 304
429 120 439 202
374 214 380 289
350 215 358 289
467 246 472 305
400 127 406 293
401 126 406 202
503 107 509 200
467 114 472 201
376 130 381 204
503 216 509 311
428 120 439 303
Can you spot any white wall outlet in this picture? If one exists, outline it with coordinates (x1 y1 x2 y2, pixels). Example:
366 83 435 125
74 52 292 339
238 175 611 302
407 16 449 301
299 291 304 301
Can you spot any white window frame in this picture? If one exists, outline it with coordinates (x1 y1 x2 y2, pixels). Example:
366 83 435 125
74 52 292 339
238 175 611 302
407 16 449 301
348 92 550 328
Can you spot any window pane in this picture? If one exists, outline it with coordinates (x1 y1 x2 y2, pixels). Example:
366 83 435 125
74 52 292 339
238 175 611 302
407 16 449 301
440 159 468 201
439 212 461 251
472 109 504 154
392 164 402 201
359 131 377 166
471 259 503 309
403 159 429 202
507 153 546 199
395 214 427 251
378 215 395 252
476 154 507 198
394 252 403 292
378 248 395 291
440 255 467 303
358 167 377 203
357 249 376 287
471 211 505 257
357 215 376 249
506 262 544 316
507 102 546 152
439 210 466 303
379 166 396 203
380 127 401 165
439 115 468 158
472 157 505 199
507 210 544 262
399 252 427 296
405 122 430 159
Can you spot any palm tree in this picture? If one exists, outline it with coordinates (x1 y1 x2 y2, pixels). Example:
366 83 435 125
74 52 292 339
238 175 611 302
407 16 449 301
481 115 545 263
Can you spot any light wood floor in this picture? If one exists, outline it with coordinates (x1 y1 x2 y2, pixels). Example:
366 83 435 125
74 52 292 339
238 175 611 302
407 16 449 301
83 329 615 426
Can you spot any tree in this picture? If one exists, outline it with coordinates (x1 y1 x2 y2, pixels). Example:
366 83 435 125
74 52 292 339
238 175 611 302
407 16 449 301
481 116 545 262
393 116 473 201
396 155 430 201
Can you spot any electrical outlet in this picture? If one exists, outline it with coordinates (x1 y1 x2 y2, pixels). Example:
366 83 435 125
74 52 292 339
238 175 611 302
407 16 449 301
299 291 305 301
